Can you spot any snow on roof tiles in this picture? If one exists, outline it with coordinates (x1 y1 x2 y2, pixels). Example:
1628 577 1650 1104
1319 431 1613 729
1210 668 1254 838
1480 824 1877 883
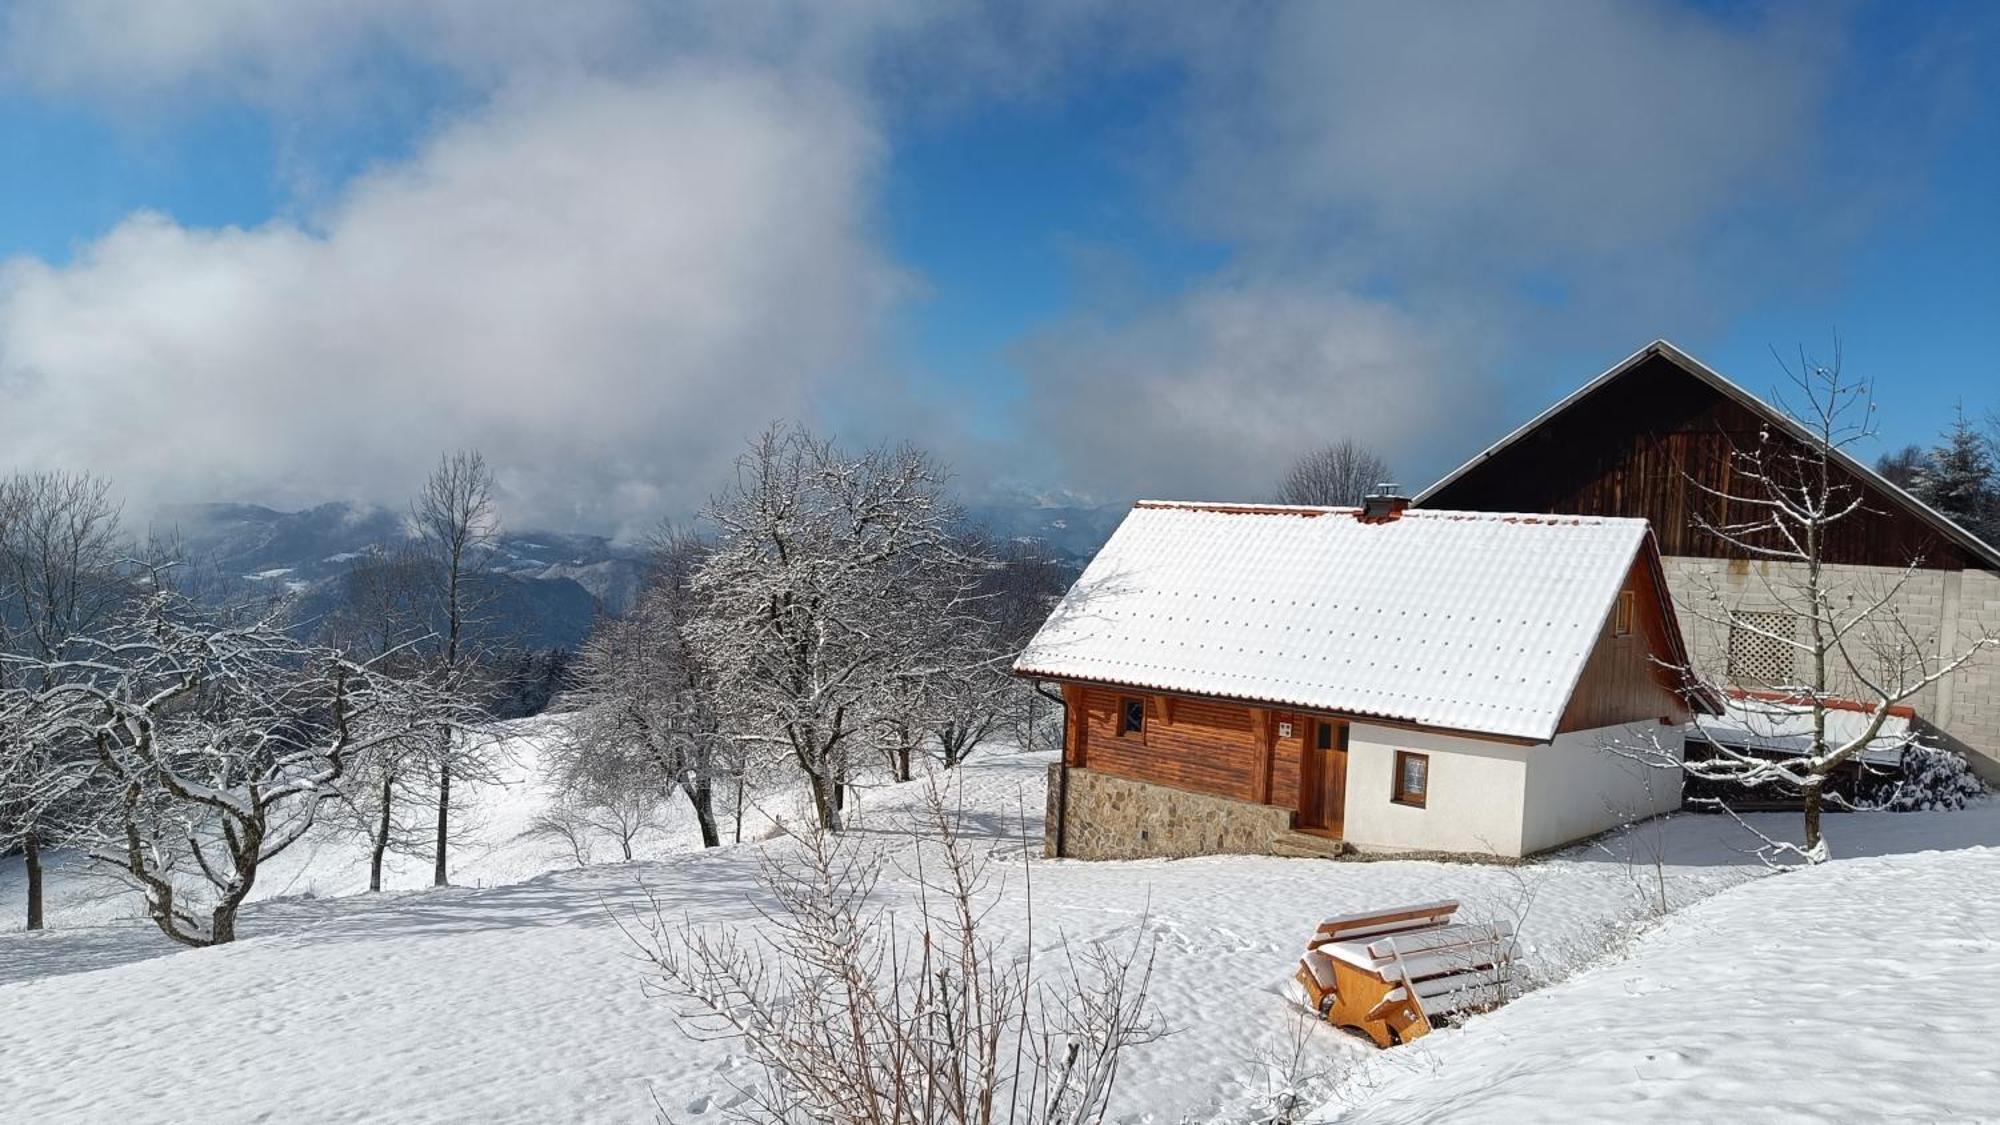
1013 501 1652 742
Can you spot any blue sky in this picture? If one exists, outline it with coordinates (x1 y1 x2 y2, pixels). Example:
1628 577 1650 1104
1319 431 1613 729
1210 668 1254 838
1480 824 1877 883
0 2 1994 531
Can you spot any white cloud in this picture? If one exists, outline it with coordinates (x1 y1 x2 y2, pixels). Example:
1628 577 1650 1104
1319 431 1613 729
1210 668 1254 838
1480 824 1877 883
0 68 894 535
1007 3 1883 505
1178 3 1837 265
1022 280 1495 502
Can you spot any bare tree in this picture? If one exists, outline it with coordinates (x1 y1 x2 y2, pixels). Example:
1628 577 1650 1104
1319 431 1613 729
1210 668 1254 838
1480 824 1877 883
561 528 731 848
622 775 1163 1123
21 589 443 946
413 450 499 886
0 470 126 931
325 545 438 891
946 538 1074 767
876 536 1047 779
868 538 995 783
1278 441 1393 507
1630 347 1998 862
691 427 970 831
535 738 666 862
1874 444 1926 491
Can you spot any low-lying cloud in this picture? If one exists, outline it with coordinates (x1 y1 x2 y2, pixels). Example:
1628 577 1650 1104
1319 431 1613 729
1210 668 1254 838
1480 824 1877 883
0 68 893 535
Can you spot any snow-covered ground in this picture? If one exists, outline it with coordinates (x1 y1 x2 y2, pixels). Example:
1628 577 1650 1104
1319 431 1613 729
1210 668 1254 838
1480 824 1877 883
1314 840 2000 1123
1 718 1994 1123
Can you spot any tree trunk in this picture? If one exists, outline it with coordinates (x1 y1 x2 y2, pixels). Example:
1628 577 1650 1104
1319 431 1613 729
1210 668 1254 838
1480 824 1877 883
370 770 394 893
733 777 744 845
433 757 451 887
1802 777 1826 862
807 770 842 832
209 904 237 945
683 778 721 849
892 744 913 783
24 826 44 932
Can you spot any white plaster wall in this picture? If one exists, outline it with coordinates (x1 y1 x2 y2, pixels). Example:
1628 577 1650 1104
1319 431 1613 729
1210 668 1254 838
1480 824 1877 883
1519 721 1684 856
1341 725 1530 857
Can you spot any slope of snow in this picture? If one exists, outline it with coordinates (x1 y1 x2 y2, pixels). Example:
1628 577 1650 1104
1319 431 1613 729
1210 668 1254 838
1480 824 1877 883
0 730 1993 1123
1316 836 2000 1123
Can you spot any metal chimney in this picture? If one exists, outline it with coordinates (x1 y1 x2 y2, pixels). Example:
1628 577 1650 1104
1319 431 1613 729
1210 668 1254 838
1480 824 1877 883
1359 482 1411 522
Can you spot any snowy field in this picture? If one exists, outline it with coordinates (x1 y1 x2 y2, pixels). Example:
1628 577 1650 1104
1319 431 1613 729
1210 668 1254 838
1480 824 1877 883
1 717 1996 1123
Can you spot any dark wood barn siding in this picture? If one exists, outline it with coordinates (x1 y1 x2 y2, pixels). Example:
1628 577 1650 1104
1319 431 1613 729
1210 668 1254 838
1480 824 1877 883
1424 354 1976 570
1557 555 1694 733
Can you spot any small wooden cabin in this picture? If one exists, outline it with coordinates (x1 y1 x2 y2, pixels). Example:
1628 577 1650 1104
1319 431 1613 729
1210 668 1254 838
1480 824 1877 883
1015 500 1716 860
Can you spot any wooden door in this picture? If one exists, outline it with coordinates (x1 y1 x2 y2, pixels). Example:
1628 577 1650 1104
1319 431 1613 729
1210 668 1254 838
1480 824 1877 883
1302 719 1349 833
1316 719 1348 833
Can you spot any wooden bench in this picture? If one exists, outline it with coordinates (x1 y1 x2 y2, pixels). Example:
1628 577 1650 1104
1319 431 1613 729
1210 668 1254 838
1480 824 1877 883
1293 899 1515 1047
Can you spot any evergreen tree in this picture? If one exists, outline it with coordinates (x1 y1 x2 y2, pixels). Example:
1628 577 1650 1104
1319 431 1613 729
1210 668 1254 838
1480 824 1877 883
1910 405 2000 543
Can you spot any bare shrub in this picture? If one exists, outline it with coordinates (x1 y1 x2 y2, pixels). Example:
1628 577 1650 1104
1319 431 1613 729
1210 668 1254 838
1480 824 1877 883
620 775 1164 1123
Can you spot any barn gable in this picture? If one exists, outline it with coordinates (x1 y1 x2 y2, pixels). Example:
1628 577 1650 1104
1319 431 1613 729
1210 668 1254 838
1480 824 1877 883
1418 340 2000 572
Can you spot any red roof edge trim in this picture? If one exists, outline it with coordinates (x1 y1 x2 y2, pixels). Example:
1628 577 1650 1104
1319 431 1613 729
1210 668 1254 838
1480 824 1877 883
1725 687 1917 720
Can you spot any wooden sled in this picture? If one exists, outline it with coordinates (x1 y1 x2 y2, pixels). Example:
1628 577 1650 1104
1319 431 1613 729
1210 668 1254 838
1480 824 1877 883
1293 900 1515 1048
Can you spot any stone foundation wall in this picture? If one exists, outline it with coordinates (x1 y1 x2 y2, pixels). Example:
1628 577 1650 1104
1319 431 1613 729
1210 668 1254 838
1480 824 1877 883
1045 764 1295 860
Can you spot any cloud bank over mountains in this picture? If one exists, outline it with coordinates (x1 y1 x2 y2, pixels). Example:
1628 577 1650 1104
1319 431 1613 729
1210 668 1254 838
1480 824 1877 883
0 2 1973 533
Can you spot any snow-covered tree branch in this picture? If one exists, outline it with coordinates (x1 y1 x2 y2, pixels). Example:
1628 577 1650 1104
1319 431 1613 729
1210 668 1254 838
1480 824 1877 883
15 590 452 946
688 426 978 831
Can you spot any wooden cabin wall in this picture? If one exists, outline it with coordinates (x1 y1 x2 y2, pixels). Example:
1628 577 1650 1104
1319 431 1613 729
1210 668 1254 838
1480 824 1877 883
1423 353 1976 571
1558 555 1693 733
1072 685 1305 811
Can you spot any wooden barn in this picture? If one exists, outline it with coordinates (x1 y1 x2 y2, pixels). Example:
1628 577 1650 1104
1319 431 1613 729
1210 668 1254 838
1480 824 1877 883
1419 340 2000 780
1014 499 1718 861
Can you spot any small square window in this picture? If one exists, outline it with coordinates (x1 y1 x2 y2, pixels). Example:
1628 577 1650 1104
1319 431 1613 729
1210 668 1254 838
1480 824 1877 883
1393 751 1428 807
1614 590 1635 637
1120 697 1145 737
1315 721 1334 751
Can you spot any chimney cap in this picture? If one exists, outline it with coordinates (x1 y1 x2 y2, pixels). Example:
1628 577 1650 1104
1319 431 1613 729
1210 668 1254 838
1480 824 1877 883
1359 485 1411 522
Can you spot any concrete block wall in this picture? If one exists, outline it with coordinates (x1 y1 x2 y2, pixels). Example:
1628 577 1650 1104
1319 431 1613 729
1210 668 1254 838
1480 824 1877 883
1661 557 2000 776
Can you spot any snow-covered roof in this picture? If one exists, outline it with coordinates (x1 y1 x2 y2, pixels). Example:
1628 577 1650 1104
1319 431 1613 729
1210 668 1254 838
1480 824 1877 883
1695 694 1924 766
1014 501 1660 742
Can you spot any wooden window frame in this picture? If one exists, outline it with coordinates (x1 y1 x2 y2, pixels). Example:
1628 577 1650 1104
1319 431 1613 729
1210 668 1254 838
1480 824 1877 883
1614 589 1635 637
1118 696 1146 740
1392 750 1429 808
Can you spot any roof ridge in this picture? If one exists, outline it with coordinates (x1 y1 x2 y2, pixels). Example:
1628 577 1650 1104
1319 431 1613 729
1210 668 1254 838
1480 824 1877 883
1132 500 1646 527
